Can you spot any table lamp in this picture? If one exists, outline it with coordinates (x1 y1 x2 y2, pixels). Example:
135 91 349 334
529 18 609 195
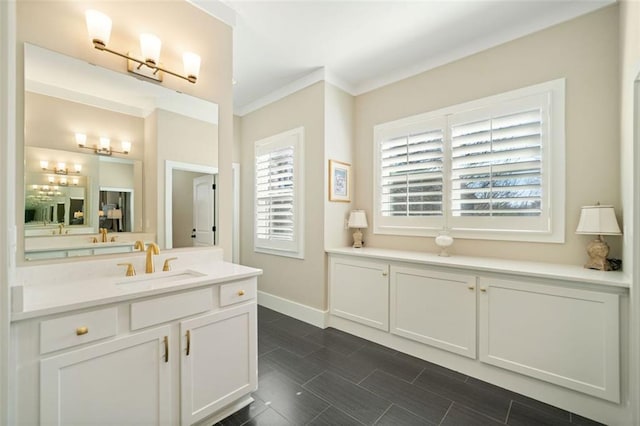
348 210 368 248
575 204 621 271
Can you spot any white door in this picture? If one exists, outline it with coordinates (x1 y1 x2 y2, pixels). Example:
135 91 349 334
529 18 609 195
180 304 257 426
40 326 172 426
193 174 215 246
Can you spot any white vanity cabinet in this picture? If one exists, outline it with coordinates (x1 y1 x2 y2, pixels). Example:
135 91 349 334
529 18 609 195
390 265 477 358
11 276 258 426
478 277 620 402
40 326 173 425
329 256 389 331
180 303 257 425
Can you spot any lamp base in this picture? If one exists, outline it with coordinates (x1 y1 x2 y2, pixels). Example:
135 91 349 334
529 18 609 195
584 236 611 271
352 229 363 248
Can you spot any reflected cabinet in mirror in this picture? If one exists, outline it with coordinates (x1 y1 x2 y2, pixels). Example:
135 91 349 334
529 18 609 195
23 43 219 261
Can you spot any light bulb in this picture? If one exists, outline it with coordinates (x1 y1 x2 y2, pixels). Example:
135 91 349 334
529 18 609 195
40 160 48 170
99 137 110 151
121 140 131 153
74 164 82 173
57 162 66 172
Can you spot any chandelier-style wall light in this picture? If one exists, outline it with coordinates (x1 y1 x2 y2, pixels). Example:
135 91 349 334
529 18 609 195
75 133 131 156
85 9 201 84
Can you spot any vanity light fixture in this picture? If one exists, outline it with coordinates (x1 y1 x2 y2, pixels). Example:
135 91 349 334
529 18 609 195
40 160 82 175
85 9 201 84
76 133 131 156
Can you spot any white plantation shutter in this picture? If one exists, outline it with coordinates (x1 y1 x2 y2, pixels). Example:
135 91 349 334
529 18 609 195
254 128 304 258
373 79 564 242
450 106 543 217
256 146 294 241
380 129 444 217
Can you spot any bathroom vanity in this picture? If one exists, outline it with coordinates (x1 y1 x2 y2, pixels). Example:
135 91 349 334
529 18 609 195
10 247 260 426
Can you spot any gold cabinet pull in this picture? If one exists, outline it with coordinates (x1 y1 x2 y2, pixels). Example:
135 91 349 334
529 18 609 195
76 326 89 336
382 271 388 277
468 286 475 291
186 330 191 356
163 336 169 363
480 288 487 293
237 289 245 296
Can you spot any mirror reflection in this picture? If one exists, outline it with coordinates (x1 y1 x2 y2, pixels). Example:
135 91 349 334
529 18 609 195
23 43 219 261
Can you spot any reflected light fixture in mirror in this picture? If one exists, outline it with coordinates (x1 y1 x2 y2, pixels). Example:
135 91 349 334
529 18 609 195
85 9 201 84
40 160 81 175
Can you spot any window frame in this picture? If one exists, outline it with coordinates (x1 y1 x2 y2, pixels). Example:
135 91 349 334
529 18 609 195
373 79 565 243
254 127 305 258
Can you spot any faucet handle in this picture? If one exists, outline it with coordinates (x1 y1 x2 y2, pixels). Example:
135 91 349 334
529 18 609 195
92 237 98 243
162 257 178 272
117 262 136 277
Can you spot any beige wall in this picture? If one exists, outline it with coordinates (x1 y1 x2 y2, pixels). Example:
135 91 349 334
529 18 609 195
25 92 144 160
233 115 242 164
240 82 326 310
324 83 355 249
354 5 621 264
16 0 233 260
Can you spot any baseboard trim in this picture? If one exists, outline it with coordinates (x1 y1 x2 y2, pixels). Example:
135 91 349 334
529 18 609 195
258 291 329 328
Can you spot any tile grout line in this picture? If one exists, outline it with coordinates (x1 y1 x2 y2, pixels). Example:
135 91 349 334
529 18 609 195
303 405 331 425
438 401 455 426
371 402 394 425
411 366 426 384
505 399 514 424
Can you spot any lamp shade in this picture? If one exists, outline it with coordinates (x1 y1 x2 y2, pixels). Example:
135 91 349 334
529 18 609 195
183 52 201 80
140 33 162 65
348 210 368 229
107 209 122 219
85 10 112 46
576 205 621 235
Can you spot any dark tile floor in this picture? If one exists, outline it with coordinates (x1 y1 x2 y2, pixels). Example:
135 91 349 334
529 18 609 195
215 306 605 426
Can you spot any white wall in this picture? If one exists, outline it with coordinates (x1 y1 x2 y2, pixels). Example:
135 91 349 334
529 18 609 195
619 1 640 422
354 5 620 265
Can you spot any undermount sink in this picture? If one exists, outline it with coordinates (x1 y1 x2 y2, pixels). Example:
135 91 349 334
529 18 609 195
116 269 206 286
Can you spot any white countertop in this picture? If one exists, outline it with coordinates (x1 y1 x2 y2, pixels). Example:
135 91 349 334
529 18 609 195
327 247 630 289
11 247 262 321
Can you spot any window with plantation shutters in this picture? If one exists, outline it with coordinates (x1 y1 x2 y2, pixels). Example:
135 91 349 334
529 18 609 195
374 79 565 243
254 127 304 258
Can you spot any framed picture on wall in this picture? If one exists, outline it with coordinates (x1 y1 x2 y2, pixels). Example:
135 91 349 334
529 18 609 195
329 159 351 202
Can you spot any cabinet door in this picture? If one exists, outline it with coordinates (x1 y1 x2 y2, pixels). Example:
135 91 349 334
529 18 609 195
180 303 257 426
330 256 389 331
40 325 172 426
479 278 620 402
391 266 477 358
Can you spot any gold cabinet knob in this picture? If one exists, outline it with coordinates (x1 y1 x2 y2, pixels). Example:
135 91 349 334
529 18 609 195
76 326 89 336
237 290 245 296
382 271 388 277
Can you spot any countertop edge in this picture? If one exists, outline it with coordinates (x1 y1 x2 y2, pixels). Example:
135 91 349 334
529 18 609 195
326 247 630 289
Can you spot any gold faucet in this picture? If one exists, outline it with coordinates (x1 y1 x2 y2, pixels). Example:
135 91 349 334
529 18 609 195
58 223 64 234
145 243 160 273
134 240 145 252
100 228 108 243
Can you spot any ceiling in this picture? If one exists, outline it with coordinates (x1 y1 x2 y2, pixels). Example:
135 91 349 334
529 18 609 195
215 0 614 116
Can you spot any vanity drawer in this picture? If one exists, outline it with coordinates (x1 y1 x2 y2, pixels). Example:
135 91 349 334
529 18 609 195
130 288 213 330
40 307 118 354
220 278 257 307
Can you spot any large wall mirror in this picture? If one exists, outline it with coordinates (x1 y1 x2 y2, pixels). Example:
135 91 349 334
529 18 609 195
23 43 219 261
